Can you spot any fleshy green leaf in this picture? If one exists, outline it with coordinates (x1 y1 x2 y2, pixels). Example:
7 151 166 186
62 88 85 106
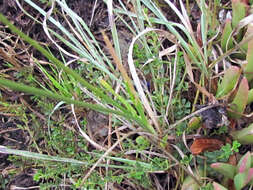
221 19 234 52
231 123 253 144
181 168 203 190
187 117 202 132
232 0 247 28
211 163 236 179
234 168 253 190
244 23 253 82
213 182 228 190
216 66 240 98
181 175 200 190
228 77 249 119
247 89 253 104
237 152 251 173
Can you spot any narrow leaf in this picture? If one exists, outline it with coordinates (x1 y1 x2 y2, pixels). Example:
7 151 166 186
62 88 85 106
0 78 145 127
0 13 125 112
0 145 86 165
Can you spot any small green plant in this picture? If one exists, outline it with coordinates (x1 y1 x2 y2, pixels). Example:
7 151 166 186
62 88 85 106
218 141 241 160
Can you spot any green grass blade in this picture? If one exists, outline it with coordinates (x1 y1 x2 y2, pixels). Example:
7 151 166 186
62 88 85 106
0 146 138 170
0 78 140 124
0 13 125 112
0 145 87 165
100 79 137 116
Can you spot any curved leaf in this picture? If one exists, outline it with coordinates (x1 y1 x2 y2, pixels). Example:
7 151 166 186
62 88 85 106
216 66 240 98
213 182 228 190
244 23 253 82
234 168 253 190
237 152 251 173
221 19 234 52
232 0 247 28
228 77 249 119
211 163 236 179
231 123 253 144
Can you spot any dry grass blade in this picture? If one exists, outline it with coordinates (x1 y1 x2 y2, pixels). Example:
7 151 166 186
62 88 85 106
71 103 107 151
102 30 137 99
128 28 161 134
165 48 178 117
42 0 79 59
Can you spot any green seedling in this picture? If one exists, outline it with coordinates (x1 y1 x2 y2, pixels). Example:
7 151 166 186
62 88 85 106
187 116 202 132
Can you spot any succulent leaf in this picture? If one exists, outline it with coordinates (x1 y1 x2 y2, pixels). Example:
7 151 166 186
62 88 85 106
213 182 228 190
221 19 234 52
231 124 253 144
228 77 249 119
232 0 247 28
244 23 253 82
234 168 253 190
237 152 251 173
211 163 236 179
216 66 240 98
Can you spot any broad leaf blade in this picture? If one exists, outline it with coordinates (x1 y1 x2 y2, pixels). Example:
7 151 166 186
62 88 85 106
228 77 249 119
213 182 228 190
216 66 240 98
244 23 253 82
232 0 247 28
234 168 253 190
231 123 253 144
211 163 236 179
221 19 234 52
237 152 251 173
